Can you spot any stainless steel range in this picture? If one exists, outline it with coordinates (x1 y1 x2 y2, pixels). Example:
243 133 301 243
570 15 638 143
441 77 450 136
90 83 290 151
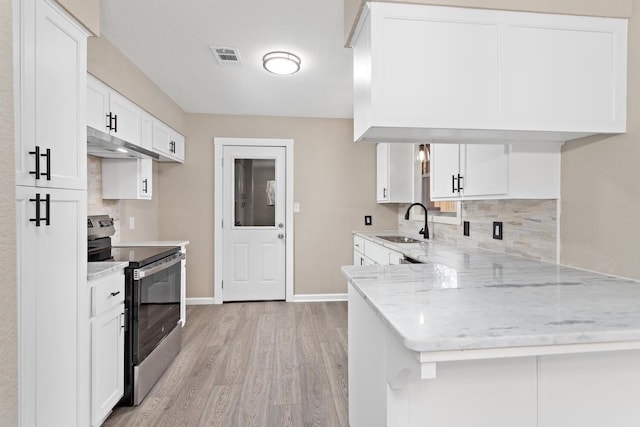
88 215 184 406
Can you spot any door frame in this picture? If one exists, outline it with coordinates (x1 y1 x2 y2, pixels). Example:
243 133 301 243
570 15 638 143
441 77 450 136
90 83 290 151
213 137 294 304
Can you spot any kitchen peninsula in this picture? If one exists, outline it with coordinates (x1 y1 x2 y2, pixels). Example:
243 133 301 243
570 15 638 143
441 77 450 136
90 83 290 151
343 234 640 427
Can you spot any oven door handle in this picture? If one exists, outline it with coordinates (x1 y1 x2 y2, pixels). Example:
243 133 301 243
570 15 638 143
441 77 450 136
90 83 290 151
133 253 185 279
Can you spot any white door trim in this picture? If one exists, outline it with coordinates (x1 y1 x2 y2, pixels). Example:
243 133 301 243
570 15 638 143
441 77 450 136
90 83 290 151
214 137 294 304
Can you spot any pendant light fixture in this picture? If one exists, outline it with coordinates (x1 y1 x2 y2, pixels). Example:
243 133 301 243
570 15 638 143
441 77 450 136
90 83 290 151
263 51 301 75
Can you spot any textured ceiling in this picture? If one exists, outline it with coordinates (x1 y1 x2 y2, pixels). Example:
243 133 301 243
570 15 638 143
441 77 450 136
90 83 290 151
100 0 353 118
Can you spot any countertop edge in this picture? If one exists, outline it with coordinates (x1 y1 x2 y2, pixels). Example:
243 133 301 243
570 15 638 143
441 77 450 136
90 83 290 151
88 261 129 281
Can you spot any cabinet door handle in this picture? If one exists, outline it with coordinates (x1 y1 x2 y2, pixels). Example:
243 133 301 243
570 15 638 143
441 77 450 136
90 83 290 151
110 291 121 297
457 174 464 192
383 187 387 199
113 114 118 133
451 175 457 193
142 179 148 194
29 146 40 180
360 257 364 265
105 113 112 130
43 193 50 226
41 148 51 181
29 193 42 226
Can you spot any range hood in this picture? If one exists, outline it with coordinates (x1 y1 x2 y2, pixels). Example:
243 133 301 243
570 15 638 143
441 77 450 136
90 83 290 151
87 127 159 160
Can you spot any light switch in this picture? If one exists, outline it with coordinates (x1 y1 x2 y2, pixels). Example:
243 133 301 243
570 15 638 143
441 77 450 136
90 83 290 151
129 216 135 230
293 203 301 213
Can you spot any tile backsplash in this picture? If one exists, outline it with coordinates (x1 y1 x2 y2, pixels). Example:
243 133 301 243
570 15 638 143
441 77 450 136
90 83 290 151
398 199 558 263
88 155 121 243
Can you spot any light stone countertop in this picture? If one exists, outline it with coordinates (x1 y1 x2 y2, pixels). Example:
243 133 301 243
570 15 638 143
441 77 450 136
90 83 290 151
116 240 190 247
344 231 640 353
88 262 129 281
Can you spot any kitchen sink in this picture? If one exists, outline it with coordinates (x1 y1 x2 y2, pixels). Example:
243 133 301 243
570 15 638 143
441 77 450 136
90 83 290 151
376 235 423 244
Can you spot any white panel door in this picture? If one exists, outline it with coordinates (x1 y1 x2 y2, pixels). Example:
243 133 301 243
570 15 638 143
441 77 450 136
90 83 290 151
462 144 508 197
376 143 389 202
86 75 110 133
430 144 461 199
109 91 142 146
16 186 87 427
16 0 87 190
222 146 286 301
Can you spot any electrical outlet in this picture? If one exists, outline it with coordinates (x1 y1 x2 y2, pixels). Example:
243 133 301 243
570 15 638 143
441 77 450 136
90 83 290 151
492 221 503 240
364 215 372 226
129 216 135 230
293 203 301 213
463 221 470 236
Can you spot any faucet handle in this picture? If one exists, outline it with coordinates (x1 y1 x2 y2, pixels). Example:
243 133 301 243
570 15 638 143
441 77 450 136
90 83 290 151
419 227 425 235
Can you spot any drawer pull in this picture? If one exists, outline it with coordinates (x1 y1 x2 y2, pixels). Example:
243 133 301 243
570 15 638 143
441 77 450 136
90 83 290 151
110 291 121 297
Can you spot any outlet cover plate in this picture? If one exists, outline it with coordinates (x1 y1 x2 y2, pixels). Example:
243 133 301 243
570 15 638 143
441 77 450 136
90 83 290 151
463 221 470 236
493 221 503 240
364 215 372 226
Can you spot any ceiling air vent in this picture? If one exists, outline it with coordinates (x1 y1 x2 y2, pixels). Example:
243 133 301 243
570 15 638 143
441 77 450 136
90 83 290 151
210 46 242 66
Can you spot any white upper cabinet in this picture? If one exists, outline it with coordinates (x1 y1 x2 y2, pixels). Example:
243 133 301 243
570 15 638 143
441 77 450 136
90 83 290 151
152 119 185 162
87 75 142 146
351 3 627 143
101 159 153 200
376 143 417 203
430 143 560 201
15 0 88 190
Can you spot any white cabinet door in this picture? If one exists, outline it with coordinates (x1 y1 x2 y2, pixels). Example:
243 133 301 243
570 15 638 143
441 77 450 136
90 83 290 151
152 119 185 162
376 143 389 202
462 144 508 197
377 143 415 203
87 75 110 133
101 159 152 200
91 304 125 426
109 91 142 146
16 186 87 427
16 0 87 190
430 144 461 199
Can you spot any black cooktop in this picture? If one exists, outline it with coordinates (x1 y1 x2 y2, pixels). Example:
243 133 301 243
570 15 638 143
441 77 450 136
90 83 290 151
111 246 180 267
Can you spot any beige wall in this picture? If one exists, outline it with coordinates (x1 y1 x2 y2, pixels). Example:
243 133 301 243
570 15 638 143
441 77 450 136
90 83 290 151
0 0 18 423
87 35 187 134
344 0 633 45
560 1 640 278
159 114 398 298
55 0 100 35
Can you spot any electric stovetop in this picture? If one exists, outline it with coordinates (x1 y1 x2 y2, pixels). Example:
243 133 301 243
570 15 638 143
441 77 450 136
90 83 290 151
110 246 180 267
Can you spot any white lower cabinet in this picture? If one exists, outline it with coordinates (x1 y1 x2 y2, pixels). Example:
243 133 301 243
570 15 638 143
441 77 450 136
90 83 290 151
16 186 88 427
90 271 125 426
353 236 402 266
101 158 153 200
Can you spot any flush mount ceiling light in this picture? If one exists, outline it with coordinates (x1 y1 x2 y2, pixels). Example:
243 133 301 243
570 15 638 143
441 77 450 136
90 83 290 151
263 51 301 75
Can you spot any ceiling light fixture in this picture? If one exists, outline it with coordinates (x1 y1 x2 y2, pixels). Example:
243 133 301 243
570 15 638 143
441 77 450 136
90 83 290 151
263 51 301 75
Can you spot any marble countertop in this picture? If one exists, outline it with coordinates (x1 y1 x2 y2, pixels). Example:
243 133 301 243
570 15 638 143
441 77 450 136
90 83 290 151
88 262 129 281
116 240 189 247
343 232 640 353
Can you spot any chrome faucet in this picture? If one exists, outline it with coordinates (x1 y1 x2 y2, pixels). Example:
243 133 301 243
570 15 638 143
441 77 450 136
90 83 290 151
404 203 429 239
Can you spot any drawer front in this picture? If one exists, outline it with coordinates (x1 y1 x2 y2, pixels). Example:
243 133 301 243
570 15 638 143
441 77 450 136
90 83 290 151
365 241 390 265
354 236 366 253
92 272 125 317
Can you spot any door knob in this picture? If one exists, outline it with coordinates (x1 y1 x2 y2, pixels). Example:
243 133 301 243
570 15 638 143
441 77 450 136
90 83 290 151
278 233 285 239
278 223 284 228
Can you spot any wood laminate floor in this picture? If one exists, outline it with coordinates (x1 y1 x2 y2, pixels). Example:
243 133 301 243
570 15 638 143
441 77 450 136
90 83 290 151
103 301 349 427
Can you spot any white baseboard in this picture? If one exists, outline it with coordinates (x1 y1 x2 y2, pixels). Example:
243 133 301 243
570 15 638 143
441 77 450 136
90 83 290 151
293 293 347 302
186 297 215 305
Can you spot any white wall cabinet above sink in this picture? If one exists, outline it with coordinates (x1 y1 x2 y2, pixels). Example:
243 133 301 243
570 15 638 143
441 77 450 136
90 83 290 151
376 143 419 203
101 159 153 200
351 3 627 143
430 143 560 201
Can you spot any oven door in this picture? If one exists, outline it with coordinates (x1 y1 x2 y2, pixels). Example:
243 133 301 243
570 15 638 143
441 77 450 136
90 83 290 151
131 253 184 364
